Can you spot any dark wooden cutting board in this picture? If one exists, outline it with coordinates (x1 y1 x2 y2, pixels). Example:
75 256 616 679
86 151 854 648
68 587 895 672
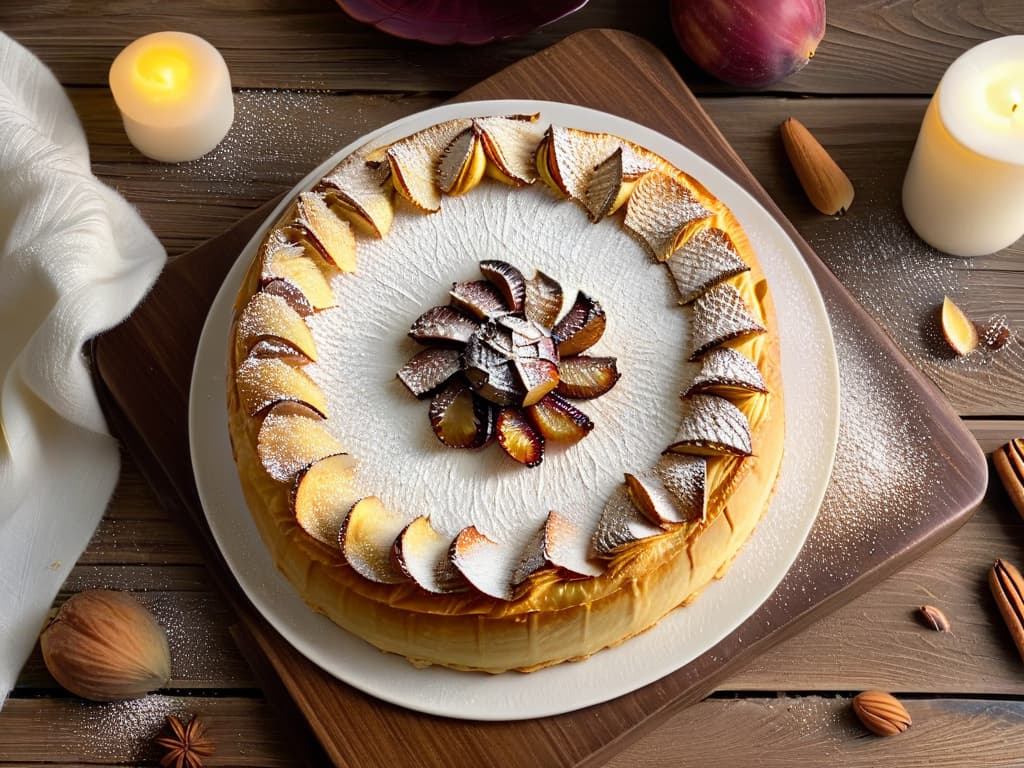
93 29 987 768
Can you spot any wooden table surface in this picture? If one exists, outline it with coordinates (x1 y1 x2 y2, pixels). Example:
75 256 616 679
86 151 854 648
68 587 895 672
3 2 1024 765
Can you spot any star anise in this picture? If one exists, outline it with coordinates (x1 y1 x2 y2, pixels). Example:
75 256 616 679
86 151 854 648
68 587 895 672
156 715 215 768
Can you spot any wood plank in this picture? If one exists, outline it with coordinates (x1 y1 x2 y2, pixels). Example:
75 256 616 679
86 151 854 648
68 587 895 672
0 696 291 765
608 696 1024 768
3 696 1024 767
5 1 1023 95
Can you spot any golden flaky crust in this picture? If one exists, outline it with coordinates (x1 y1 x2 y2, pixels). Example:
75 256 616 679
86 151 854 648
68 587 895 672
226 123 784 673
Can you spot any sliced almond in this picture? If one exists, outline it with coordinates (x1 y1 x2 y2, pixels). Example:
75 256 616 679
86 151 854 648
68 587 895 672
581 147 624 222
339 496 408 584
941 295 979 356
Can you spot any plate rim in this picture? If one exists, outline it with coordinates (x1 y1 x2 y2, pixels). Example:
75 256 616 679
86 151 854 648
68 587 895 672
189 98 840 720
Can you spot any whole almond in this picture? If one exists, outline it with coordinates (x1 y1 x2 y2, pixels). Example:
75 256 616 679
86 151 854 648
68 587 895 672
918 604 951 632
852 690 912 736
780 118 855 216
40 590 170 701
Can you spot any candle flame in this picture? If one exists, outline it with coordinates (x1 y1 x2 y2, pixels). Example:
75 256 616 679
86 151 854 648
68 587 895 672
133 47 191 96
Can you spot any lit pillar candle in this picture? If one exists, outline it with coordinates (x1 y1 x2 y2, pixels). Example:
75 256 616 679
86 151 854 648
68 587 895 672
109 32 234 163
903 36 1024 257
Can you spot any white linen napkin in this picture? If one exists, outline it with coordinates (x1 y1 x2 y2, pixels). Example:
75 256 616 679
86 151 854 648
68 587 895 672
0 33 166 707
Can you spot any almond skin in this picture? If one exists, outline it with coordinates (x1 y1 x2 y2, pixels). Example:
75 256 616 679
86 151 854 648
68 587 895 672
852 690 912 736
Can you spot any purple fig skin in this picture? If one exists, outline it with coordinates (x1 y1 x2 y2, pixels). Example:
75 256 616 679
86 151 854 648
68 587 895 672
671 0 826 88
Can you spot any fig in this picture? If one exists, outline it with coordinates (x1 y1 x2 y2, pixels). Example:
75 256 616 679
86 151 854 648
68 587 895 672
670 0 825 88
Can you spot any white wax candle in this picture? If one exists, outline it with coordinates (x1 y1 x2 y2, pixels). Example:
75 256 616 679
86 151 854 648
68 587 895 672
903 36 1024 257
109 32 234 163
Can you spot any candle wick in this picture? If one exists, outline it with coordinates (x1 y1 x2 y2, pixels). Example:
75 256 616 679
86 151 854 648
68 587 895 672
1013 103 1020 114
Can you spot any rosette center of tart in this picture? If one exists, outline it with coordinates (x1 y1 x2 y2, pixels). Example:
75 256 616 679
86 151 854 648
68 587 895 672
398 259 621 468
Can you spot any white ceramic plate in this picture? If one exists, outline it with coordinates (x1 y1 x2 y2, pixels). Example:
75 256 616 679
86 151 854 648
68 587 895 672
189 100 840 721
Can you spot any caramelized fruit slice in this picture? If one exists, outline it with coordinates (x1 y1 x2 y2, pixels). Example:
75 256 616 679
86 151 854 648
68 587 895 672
523 269 564 329
296 192 357 271
666 394 752 457
397 347 462 398
429 380 495 448
409 305 480 346
451 525 516 600
262 278 314 317
321 152 394 238
666 227 750 304
689 283 766 360
624 171 713 261
515 359 560 407
291 453 358 545
479 260 527 313
683 347 767 397
394 516 468 594
592 484 663 555
237 292 318 363
261 235 336 311
236 357 327 418
463 331 524 405
552 292 607 356
556 356 620 400
386 118 473 212
526 392 593 443
941 295 979 356
474 114 544 186
496 408 544 467
339 496 408 584
257 407 343 483
450 280 509 320
543 510 603 577
437 127 486 196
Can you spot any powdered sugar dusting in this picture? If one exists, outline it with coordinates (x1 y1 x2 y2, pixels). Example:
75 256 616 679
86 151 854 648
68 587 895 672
305 182 693 552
